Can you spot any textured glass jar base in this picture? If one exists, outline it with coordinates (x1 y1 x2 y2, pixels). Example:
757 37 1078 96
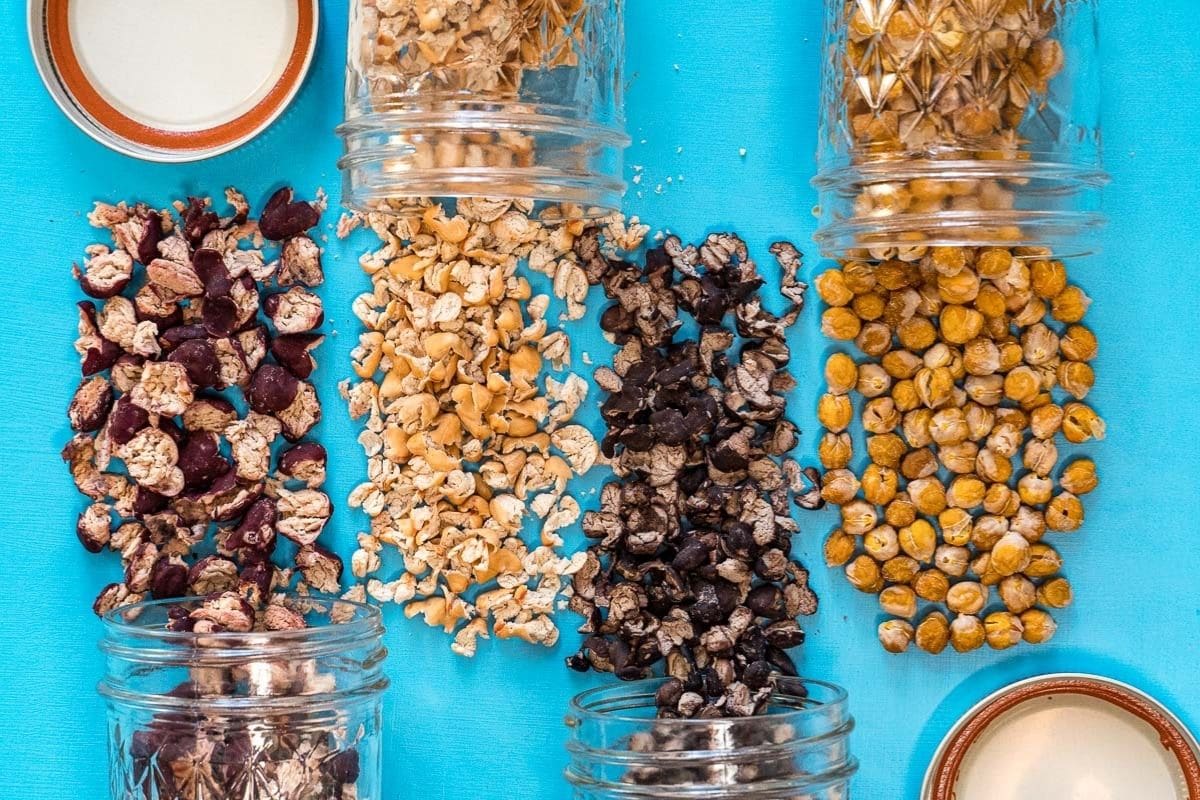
814 160 1109 259
337 100 629 215
565 679 857 799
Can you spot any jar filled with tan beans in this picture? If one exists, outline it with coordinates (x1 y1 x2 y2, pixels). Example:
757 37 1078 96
338 0 629 214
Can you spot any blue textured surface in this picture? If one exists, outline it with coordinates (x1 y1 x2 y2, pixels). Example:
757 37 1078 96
1 2 1199 798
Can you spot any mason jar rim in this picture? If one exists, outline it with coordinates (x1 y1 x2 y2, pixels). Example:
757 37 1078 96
569 676 849 727
100 595 384 650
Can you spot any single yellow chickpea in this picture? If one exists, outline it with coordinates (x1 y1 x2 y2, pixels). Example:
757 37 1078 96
845 554 883 593
976 448 1014 484
977 248 1014 279
899 519 937 562
1057 361 1095 399
914 366 955 408
852 291 887 321
880 585 919 618
974 284 1007 317
1023 543 1062 578
908 476 947 516
1038 577 1074 608
879 619 915 653
882 350 923 379
855 321 893 357
817 393 854 432
946 582 988 615
1051 285 1091 323
884 493 918 528
939 508 974 546
825 352 859 394
1046 492 1085 532
898 317 938 350
1061 402 1106 443
916 612 951 654
1003 365 1041 403
1059 324 1098 361
913 569 950 602
862 397 902 433
857 363 893 397
822 307 863 340
939 269 981 304
947 475 986 509
1020 609 1058 644
862 464 900 505
950 614 986 652
866 433 906 470
820 469 860 505
842 262 877 294
824 529 857 567
939 305 985 344
815 269 854 306
1060 459 1099 495
984 611 1024 650
819 431 854 469
984 483 1020 517
841 499 879 536
902 408 934 448
1030 259 1068 298
998 575 1037 613
938 442 979 475
991 532 1033 576
882 554 921 584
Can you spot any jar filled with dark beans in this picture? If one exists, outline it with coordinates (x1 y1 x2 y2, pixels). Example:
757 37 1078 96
99 595 387 800
565 677 857 798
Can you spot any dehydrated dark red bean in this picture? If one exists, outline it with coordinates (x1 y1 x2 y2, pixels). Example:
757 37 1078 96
108 395 150 446
159 324 208 353
149 556 189 599
201 295 239 337
295 544 343 593
76 250 133 299
178 431 230 489
271 333 323 379
187 555 240 596
259 187 320 241
228 497 277 554
247 364 299 414
237 325 269 372
133 486 168 517
327 749 360 785
193 247 233 299
68 375 114 432
279 235 324 287
166 338 221 388
136 212 164 266
278 442 327 486
182 197 219 245
264 287 324 334
77 301 123 375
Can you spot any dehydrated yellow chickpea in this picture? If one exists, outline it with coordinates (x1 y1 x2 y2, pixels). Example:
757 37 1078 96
1020 609 1058 644
815 269 854 306
822 307 863 340
1062 402 1105 443
818 393 854 432
819 432 854 470
963 338 1001 376
882 350 923 379
864 524 901 561
1021 323 1060 366
902 408 934 448
964 403 995 440
857 363 893 397
1051 285 1091 323
976 448 1013 483
845 554 883 593
821 469 860 505
950 614 986 653
1046 491 1084 531
984 611 1024 650
971 515 1009 551
929 407 968 445
897 519 936 562
908 476 947 516
880 585 918 618
977 248 1013 279
947 475 986 509
990 532 1032 576
883 289 921 329
865 434 905 470
1011 506 1047 543
891 379 920 411
1057 361 1095 400
1030 259 1068 299
1061 459 1099 495
985 424 1020 459
914 366 955 408
1024 543 1062 578
824 528 857 567
931 247 967 276
965 374 1004 406
875 261 911 291
998 575 1037 613
855 321 893 357
974 284 1007 317
997 340 1024 373
1013 297 1048 329
882 554 921 584
825 352 859 394
852 291 887 320
899 448 937 481
1038 577 1073 608
842 261 877 294
939 305 985 344
913 569 950 602
863 464 899 505
939 508 973 546
841 499 879 536
1017 473 1053 506
862 397 902 433
898 317 938 350
939 270 981 304
884 492 918 529
938 441 979 475
947 581 988 616
984 483 1020 517
1003 366 1041 403
879 619 914 653
1023 438 1058 477
1060 324 1098 362
935 544 971 577
916 612 951 654
1029 404 1063 439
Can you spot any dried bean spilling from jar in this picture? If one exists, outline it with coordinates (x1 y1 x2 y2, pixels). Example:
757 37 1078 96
125 595 363 800
343 198 649 655
816 247 1102 653
65 188 340 614
566 233 821 718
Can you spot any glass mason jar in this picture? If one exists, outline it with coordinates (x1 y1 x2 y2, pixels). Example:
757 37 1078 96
99 596 388 800
338 0 629 214
814 0 1108 259
565 678 858 799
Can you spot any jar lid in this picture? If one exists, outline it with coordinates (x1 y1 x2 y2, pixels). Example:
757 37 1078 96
923 673 1200 800
28 0 317 162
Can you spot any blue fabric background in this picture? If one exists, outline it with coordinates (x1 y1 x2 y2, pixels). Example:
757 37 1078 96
1 2 1198 798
